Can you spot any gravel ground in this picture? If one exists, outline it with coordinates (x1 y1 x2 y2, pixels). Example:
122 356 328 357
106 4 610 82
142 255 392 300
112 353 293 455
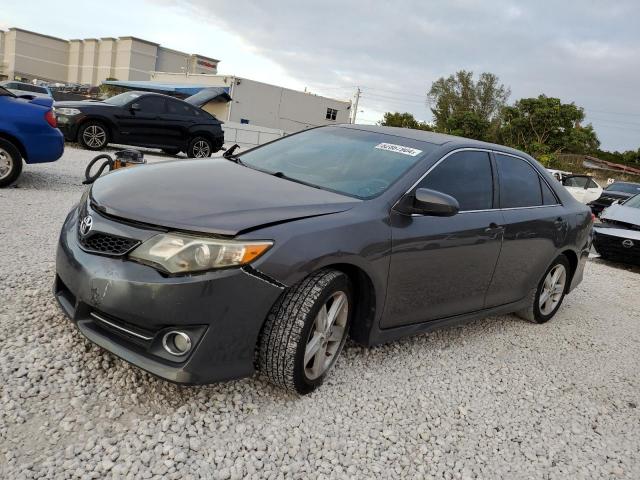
1 146 639 479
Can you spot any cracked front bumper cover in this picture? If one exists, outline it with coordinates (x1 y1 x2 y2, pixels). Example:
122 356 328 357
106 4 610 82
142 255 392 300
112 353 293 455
54 209 285 384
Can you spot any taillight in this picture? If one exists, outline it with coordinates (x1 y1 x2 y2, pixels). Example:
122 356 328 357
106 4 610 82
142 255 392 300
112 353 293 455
45 110 57 128
591 213 596 222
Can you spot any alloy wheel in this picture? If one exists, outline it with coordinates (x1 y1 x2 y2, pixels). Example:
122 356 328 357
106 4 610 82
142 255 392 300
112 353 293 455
82 125 107 148
539 264 567 315
0 147 13 180
304 291 349 380
192 140 211 158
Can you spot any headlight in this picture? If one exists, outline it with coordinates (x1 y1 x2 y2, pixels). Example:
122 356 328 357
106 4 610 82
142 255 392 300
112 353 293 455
56 107 81 116
129 233 273 274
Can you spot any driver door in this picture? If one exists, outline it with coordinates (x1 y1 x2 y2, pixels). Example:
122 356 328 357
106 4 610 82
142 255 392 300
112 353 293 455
381 150 504 328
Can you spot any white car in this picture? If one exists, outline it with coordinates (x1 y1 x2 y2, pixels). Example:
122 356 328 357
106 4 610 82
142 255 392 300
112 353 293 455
0 81 52 99
561 175 603 204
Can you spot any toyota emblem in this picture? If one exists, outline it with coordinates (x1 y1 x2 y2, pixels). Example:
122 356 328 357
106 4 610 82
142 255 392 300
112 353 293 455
79 215 93 236
622 239 634 248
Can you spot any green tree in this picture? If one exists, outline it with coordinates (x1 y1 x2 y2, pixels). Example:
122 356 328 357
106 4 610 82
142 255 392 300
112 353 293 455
499 95 600 157
427 70 510 141
380 112 433 131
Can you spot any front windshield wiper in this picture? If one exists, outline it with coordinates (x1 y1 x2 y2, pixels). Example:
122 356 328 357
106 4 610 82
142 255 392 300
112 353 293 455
269 171 324 190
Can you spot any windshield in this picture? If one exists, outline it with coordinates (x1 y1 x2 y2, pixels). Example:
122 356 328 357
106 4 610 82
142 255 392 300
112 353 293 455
0 86 15 97
238 127 435 199
104 91 142 106
623 194 640 209
605 182 640 194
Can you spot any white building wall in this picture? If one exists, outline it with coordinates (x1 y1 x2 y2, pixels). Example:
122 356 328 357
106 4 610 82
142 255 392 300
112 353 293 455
150 72 352 133
0 28 219 85
8 29 69 82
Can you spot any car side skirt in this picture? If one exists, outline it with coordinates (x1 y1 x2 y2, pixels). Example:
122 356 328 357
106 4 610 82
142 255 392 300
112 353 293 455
352 298 529 347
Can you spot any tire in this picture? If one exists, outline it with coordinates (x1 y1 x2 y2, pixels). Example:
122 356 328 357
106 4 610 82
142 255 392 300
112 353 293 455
187 136 213 158
78 121 109 151
0 138 23 188
257 269 353 394
516 255 571 323
162 148 180 156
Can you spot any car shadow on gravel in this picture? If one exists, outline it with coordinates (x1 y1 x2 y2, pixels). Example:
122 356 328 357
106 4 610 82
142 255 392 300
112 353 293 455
590 256 640 274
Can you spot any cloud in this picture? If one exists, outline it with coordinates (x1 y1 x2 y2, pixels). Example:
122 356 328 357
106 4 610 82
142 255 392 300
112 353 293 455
163 0 638 149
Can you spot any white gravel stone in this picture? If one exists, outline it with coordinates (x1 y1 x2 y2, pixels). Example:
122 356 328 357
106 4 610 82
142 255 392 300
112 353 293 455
1 145 639 479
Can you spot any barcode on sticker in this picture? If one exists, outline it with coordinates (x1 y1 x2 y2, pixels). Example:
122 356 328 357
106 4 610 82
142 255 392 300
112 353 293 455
375 143 422 156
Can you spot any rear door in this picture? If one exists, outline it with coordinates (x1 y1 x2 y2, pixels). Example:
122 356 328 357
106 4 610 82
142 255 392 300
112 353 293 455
161 99 201 148
562 176 589 203
382 149 504 328
584 177 602 204
117 95 167 147
485 153 566 307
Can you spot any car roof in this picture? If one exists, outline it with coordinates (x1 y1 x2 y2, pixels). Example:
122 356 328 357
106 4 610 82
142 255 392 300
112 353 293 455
124 90 182 101
338 124 532 157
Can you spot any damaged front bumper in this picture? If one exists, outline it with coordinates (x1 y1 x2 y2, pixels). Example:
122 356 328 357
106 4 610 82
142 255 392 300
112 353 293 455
54 207 285 384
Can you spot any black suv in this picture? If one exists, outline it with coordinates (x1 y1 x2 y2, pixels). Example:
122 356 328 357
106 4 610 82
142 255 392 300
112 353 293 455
55 91 224 157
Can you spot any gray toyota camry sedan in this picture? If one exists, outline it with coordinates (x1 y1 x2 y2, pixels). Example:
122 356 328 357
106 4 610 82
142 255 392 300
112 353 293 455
55 125 593 394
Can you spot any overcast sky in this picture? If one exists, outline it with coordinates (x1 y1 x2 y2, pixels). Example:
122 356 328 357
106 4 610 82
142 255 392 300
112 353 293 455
2 0 639 150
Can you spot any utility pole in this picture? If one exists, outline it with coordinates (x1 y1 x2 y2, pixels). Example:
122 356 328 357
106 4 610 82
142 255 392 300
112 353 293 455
351 87 361 124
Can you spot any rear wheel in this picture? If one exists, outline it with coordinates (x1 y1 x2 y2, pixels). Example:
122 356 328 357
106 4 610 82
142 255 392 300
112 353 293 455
187 137 213 158
517 255 570 323
257 269 352 394
78 121 109 150
0 139 23 188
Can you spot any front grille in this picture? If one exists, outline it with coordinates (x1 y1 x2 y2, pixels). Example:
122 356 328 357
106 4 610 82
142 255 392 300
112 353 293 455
594 232 640 263
78 232 139 256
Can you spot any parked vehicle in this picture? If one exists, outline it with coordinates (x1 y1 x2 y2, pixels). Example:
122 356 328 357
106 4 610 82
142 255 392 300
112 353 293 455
54 126 593 394
0 86 64 187
0 80 52 99
560 174 602 204
547 168 572 182
55 91 224 157
588 181 640 215
593 194 640 264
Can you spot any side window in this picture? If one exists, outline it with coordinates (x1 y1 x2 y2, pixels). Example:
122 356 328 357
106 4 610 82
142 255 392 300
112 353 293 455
588 178 598 189
167 99 202 117
418 151 494 211
563 176 588 188
541 179 558 205
136 96 166 114
496 154 542 208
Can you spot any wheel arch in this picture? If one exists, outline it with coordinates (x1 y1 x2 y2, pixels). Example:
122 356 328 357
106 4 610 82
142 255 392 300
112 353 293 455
559 248 579 291
0 131 27 161
308 262 378 346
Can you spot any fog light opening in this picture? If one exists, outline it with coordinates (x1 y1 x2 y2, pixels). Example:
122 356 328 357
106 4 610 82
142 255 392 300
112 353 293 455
162 331 192 356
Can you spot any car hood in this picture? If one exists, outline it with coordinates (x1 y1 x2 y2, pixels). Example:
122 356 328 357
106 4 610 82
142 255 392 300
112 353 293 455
600 204 640 226
90 159 359 236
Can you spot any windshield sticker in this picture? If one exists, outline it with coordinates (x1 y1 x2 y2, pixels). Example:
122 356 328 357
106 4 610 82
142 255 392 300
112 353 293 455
375 143 422 156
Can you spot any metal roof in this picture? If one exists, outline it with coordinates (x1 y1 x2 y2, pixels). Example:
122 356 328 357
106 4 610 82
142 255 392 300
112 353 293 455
102 80 230 97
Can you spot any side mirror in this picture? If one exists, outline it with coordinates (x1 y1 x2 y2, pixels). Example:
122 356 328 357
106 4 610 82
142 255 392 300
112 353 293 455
396 188 460 216
130 103 140 111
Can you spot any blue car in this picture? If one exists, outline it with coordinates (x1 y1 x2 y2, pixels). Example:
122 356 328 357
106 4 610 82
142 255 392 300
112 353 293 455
0 86 64 187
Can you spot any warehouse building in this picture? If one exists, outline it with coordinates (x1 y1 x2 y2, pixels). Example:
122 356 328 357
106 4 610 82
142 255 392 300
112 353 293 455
147 72 352 132
0 27 219 84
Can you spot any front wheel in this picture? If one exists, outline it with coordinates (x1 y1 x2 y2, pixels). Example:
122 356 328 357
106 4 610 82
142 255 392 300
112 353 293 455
517 255 570 323
187 137 213 158
257 269 352 394
78 121 109 150
0 138 23 188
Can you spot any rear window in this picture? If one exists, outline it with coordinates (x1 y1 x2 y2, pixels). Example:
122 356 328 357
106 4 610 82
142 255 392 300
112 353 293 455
606 182 640 194
563 176 589 188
